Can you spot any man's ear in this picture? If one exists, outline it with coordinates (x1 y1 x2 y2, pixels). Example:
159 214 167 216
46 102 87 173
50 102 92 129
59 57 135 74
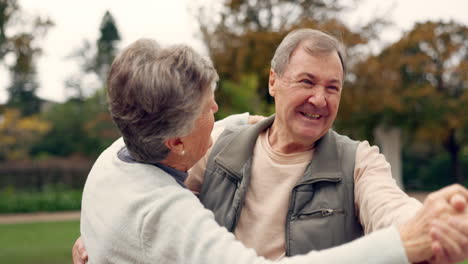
164 137 184 154
268 69 277 97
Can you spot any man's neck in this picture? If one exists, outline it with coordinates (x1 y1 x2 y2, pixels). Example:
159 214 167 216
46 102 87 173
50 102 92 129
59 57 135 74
268 121 315 154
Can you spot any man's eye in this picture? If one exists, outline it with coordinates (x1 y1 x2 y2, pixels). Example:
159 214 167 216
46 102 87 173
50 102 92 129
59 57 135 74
328 86 339 91
301 79 313 85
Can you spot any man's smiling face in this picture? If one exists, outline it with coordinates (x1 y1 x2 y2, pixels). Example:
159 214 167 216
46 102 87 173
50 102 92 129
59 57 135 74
269 43 344 146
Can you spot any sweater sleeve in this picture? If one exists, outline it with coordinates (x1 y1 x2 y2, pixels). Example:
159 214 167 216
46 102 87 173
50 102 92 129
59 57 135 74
354 141 423 233
139 186 409 264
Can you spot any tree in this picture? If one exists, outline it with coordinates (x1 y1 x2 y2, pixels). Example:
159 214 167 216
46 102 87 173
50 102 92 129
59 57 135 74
94 10 120 81
65 10 120 99
340 21 468 184
0 0 53 116
6 33 41 116
194 0 383 117
0 0 18 60
33 11 121 159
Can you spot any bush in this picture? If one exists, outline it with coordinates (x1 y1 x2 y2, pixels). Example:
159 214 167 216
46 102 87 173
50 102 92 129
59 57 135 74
403 152 468 191
0 185 82 213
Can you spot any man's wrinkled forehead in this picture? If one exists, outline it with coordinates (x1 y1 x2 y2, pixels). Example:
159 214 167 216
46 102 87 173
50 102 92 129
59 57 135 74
285 42 344 82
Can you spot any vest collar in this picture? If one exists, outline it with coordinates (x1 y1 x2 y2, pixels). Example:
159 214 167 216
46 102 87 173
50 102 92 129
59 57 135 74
215 115 342 183
299 129 342 185
215 115 275 179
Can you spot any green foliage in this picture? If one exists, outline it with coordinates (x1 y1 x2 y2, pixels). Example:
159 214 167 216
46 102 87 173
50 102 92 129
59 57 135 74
0 220 80 264
0 185 82 213
31 89 119 158
216 74 274 119
0 108 51 160
6 83 41 116
31 99 90 157
403 152 468 191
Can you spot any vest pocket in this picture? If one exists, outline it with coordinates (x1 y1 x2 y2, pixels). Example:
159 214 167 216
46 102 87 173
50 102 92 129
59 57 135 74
293 208 344 220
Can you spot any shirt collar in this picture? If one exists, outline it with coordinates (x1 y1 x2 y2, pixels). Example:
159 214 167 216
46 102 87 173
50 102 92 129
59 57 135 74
117 147 188 188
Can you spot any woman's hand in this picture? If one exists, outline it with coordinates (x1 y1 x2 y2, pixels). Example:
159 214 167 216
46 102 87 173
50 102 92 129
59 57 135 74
72 236 88 264
248 115 265 124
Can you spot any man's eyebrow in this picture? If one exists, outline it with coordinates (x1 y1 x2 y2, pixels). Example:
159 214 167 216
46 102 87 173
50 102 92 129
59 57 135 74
303 73 316 80
303 73 342 84
328 79 341 85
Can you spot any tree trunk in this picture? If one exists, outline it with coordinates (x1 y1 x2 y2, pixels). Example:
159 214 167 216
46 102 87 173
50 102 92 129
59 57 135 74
444 129 463 183
374 125 404 189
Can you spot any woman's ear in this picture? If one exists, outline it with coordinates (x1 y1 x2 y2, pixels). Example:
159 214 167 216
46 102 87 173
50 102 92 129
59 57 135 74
164 137 185 155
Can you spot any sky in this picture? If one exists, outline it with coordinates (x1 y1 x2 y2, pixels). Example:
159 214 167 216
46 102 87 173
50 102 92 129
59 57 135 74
1 0 467 103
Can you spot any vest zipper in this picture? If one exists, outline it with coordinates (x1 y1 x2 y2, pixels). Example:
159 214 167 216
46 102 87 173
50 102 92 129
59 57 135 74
285 189 297 256
295 176 341 188
294 208 345 220
231 161 251 232
216 159 251 232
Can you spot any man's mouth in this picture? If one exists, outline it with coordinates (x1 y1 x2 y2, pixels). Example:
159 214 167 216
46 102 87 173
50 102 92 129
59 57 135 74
300 112 322 120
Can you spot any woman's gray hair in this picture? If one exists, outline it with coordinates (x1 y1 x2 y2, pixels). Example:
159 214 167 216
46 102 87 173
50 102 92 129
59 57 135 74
107 39 218 163
271 28 346 77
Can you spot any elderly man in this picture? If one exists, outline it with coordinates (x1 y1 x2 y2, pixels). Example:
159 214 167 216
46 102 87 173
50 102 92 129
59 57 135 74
185 28 468 261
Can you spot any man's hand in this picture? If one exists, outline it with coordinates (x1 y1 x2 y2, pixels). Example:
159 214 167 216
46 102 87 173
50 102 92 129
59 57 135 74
72 236 88 264
429 193 468 264
399 184 468 263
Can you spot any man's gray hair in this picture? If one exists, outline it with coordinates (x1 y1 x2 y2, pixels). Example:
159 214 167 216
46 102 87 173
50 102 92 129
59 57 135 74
271 28 346 77
107 39 218 163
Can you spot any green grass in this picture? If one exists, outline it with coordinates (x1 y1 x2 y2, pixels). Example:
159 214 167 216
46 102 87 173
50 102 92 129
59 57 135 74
0 220 79 264
0 219 467 264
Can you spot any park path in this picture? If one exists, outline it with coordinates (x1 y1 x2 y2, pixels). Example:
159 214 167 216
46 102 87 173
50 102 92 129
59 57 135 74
0 192 429 224
0 210 80 224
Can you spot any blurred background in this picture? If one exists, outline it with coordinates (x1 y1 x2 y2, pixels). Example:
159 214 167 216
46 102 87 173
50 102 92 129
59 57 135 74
0 0 467 263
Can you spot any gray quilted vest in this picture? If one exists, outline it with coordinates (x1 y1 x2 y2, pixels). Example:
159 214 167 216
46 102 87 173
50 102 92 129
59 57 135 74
199 115 364 256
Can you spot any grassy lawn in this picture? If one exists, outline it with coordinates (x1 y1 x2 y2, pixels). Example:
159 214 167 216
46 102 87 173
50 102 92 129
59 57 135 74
0 220 79 264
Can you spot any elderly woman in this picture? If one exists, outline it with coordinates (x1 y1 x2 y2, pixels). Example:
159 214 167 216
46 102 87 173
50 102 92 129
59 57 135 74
79 39 467 264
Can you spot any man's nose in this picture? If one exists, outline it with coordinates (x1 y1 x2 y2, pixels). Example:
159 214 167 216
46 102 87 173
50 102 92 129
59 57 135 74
307 87 327 108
